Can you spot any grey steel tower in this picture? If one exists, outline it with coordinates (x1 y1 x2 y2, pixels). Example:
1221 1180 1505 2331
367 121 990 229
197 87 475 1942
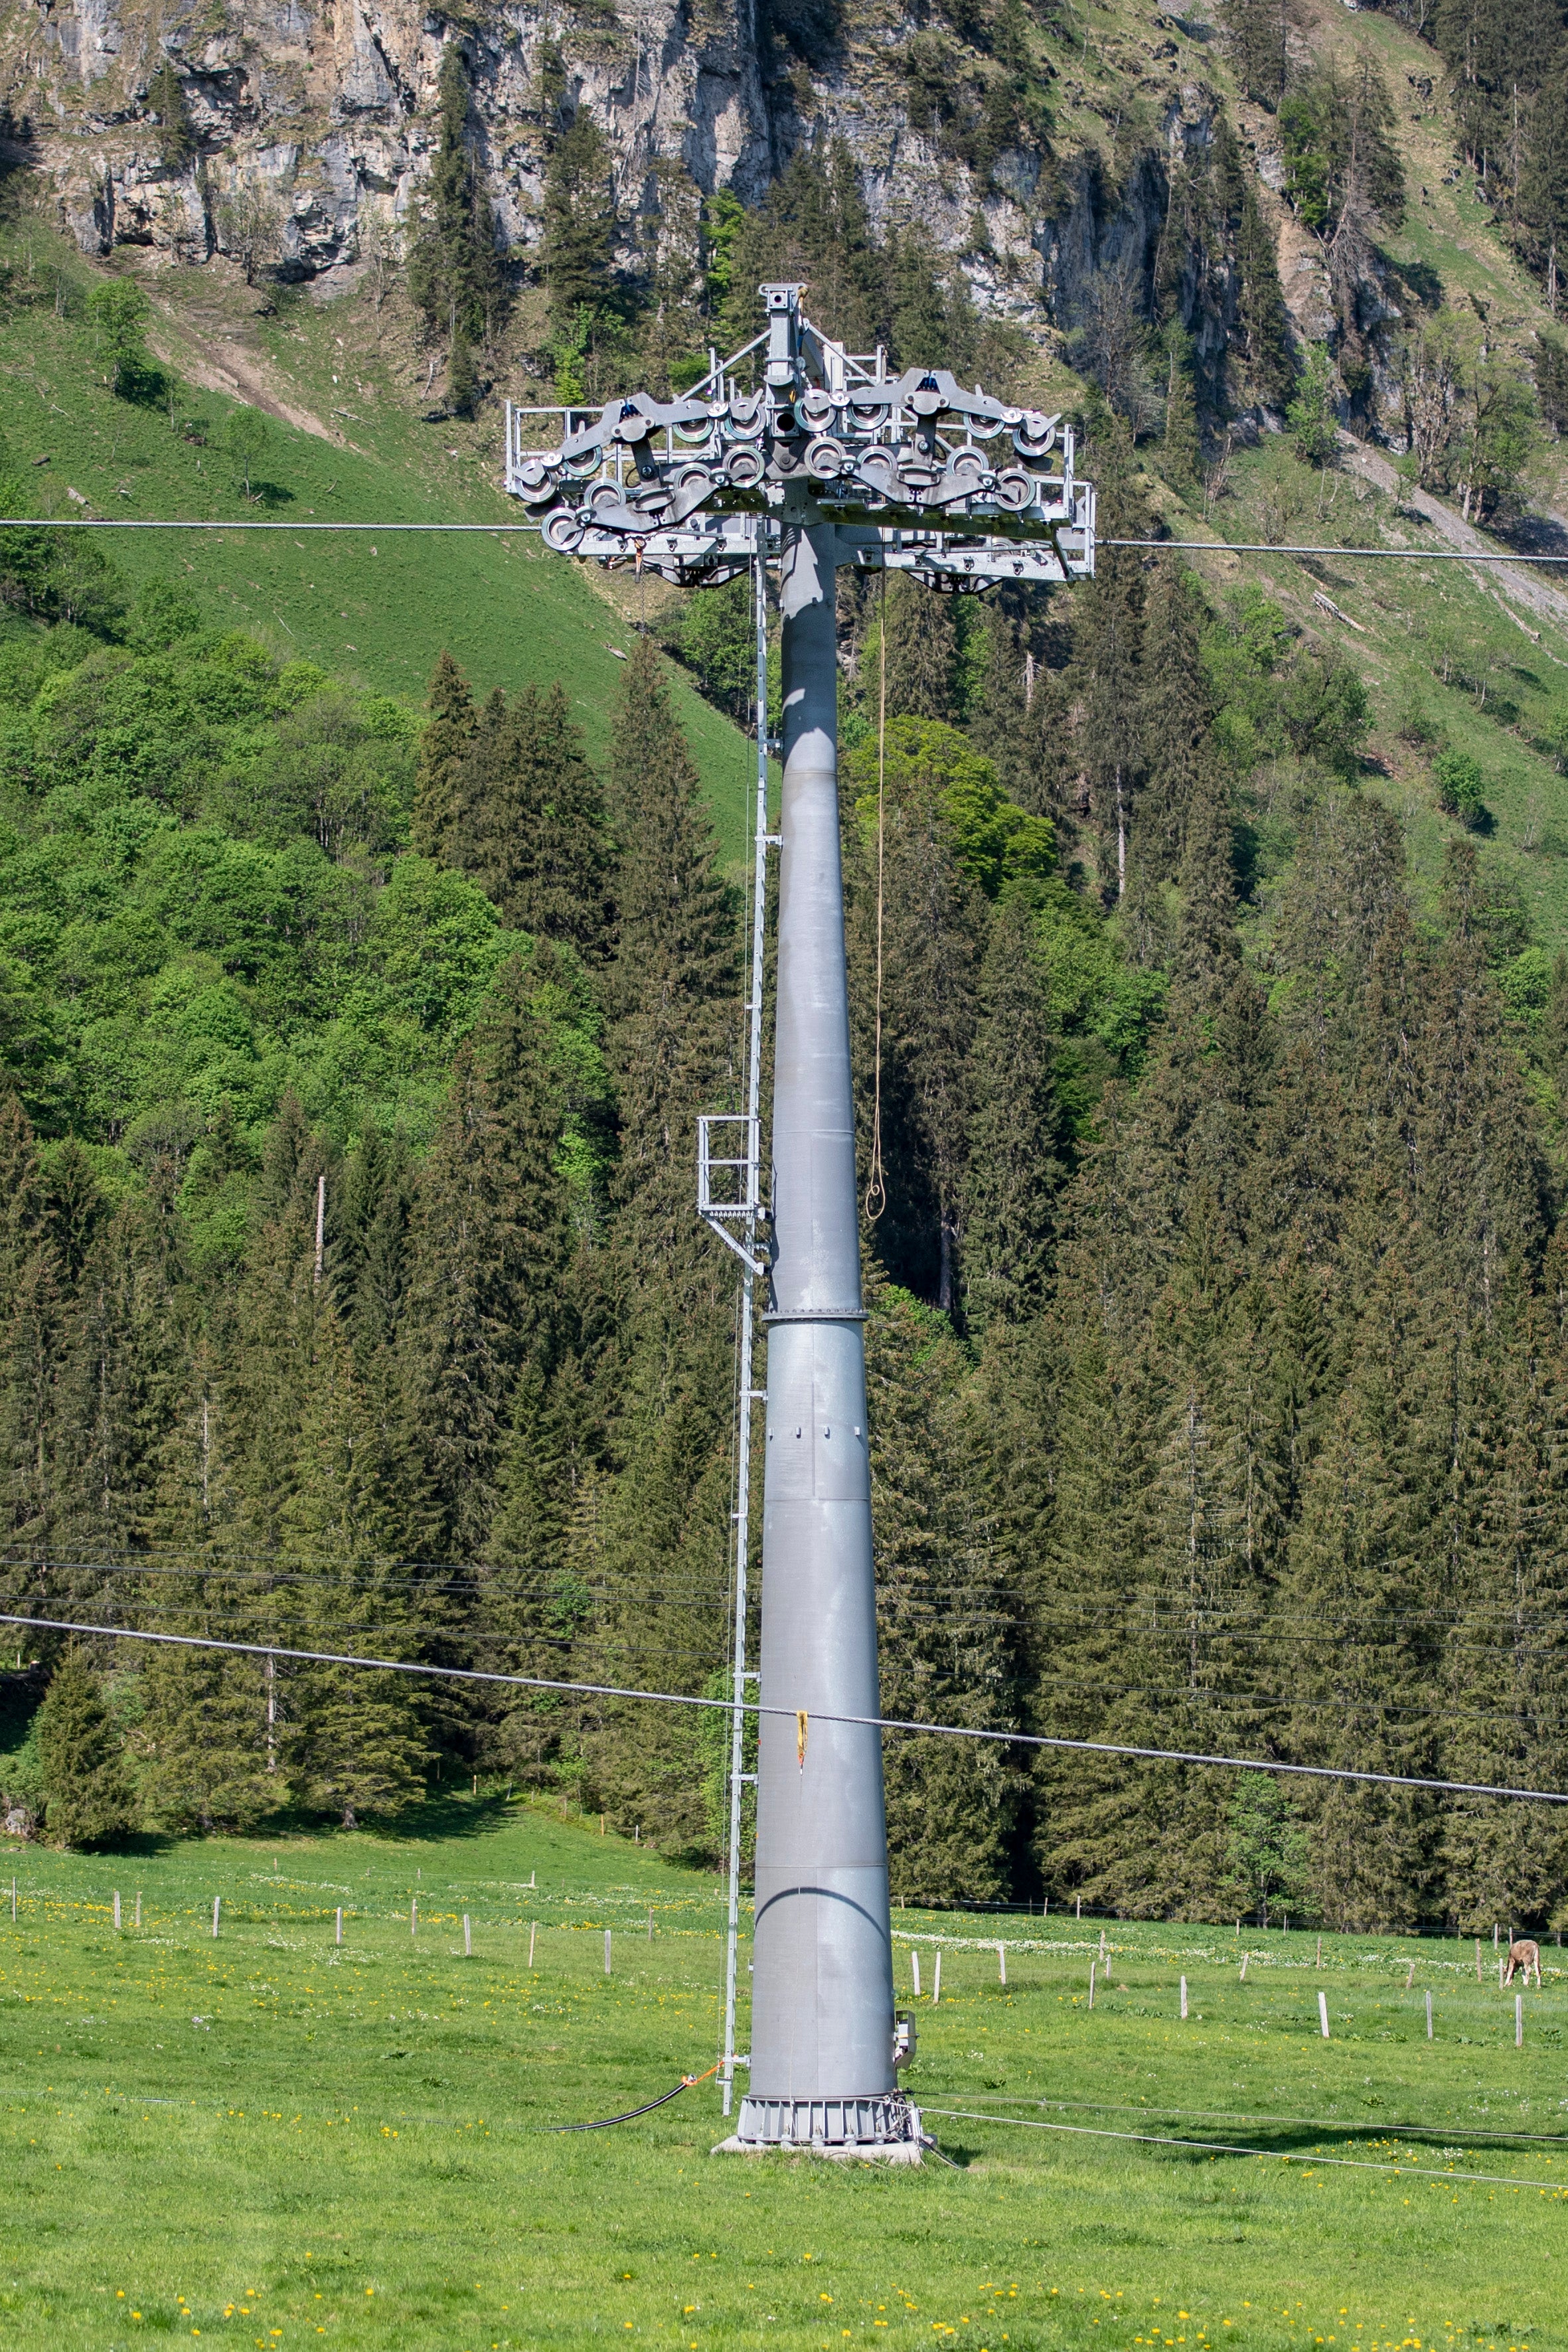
507 285 1094 2158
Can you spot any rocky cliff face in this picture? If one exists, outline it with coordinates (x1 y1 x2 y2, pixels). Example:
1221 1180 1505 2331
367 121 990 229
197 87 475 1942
4 0 777 274
1 0 1236 364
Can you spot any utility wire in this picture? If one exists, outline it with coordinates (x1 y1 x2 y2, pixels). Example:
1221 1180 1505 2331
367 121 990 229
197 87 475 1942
13 1598 1553 1720
8 1610 1568 1808
0 518 542 533
5 518 1567 569
13 1553 1568 1628
19 1555 1568 1634
1103 538 1568 566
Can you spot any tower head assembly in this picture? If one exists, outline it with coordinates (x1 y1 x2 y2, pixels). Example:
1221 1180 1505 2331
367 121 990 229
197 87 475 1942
507 281 1096 590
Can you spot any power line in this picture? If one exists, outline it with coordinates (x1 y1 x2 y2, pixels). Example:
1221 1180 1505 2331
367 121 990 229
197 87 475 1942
11 1596 1555 1720
3 518 1565 571
14 1554 1568 1632
0 518 542 534
1103 537 1568 567
8 1610 1567 1808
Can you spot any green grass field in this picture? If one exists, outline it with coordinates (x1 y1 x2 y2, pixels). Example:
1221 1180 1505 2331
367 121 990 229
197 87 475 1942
4 1804 1565 2351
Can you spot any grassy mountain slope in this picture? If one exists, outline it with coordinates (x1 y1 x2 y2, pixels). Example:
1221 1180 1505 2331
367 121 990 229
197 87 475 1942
1114 0 1568 950
0 218 755 871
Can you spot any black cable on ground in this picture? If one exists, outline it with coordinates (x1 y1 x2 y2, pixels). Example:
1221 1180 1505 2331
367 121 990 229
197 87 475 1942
548 2063 721 2132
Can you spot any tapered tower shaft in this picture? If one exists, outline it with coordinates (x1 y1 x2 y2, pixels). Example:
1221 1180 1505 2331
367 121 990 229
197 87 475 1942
732 520 914 2157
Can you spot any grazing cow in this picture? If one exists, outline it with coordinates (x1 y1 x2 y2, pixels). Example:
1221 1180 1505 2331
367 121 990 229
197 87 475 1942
1504 1938 1541 1989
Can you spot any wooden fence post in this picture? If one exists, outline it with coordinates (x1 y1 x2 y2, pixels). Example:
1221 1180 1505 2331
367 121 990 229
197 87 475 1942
212 1897 220 1938
1318 1990 1330 2039
604 1928 612 1976
464 1914 471 1957
528 1922 536 1968
1180 1975 1188 2020
997 1943 1006 1986
113 1891 120 1930
335 1907 343 1946
932 1952 941 2005
1088 1960 1096 2009
911 1950 921 1998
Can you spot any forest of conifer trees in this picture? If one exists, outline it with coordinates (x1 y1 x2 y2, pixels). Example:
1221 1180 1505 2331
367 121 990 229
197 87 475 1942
6 472 1568 1938
3 138 1568 1934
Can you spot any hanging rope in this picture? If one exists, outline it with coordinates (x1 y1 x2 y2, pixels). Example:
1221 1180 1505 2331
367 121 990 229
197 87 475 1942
864 572 888 1223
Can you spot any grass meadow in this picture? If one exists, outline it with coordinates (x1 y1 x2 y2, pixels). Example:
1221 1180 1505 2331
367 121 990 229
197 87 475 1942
3 1800 1566 2351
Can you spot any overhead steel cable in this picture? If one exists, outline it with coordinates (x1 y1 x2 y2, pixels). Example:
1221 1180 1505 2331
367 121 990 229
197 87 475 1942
8 1610 1568 1808
10 1551 1565 1626
1101 537 1568 566
5 518 1568 570
0 517 544 532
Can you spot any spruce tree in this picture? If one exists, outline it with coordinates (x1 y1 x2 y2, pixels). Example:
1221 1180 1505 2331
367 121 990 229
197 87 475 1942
1221 0 1287 107
1279 1247 1445 1930
1135 560 1215 886
541 110 617 334
1161 333 1201 488
869 1278 1024 1904
1029 1311 1166 1911
882 574 960 724
962 898 1065 1330
54 1200 179 1569
1442 1286 1568 1928
0 1094 60 1575
226 1094 332 1555
1071 418 1147 900
412 652 477 862
477 1353 605 1782
151 57 196 169
407 45 505 351
1237 183 1294 410
141 1638 274 1833
457 682 612 952
400 953 571 1553
280 1312 429 1827
36 1648 136 1848
447 684 507 883
1409 931 1549 1324
606 638 739 1273
335 1129 414 1360
1173 769 1240 987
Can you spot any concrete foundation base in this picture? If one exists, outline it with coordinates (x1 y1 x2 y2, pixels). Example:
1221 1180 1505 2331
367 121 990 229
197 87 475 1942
714 2092 923 2161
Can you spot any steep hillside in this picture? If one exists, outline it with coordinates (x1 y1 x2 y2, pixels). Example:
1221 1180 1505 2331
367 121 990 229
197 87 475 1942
0 215 757 864
8 0 1568 939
